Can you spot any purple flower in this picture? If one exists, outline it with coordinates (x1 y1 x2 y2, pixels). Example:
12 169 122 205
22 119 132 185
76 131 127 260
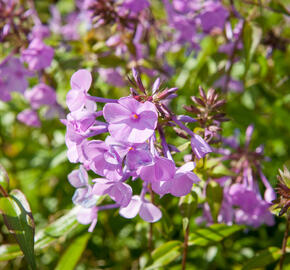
119 195 162 223
77 206 98 232
139 156 176 183
92 178 132 207
25 83 56 109
198 1 229 33
151 162 200 197
118 0 150 15
98 68 126 87
66 69 93 112
0 57 31 101
21 38 54 71
103 97 158 144
68 165 98 207
191 134 212 159
17 109 40 127
81 140 123 181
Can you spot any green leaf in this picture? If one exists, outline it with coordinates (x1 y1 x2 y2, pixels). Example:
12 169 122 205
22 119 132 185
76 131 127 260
55 233 91 270
44 207 80 237
188 224 244 246
0 190 36 269
0 244 22 261
269 1 290 16
206 181 223 222
242 247 281 270
145 241 182 270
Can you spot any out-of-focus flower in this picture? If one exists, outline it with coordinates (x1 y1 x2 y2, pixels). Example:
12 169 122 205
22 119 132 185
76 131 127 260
21 38 54 71
25 83 56 109
17 109 40 127
0 57 32 101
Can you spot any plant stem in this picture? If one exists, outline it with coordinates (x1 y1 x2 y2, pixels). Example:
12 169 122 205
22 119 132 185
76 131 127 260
148 185 154 252
182 224 190 270
279 215 290 270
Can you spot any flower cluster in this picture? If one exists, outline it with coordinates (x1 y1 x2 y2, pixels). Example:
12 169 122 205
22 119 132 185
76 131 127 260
199 125 275 227
0 0 61 127
64 69 212 231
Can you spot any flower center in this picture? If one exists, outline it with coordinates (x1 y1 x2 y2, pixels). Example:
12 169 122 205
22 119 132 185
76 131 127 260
132 113 139 120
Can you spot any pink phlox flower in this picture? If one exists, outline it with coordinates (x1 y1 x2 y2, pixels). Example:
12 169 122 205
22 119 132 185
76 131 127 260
139 155 176 183
81 140 123 181
119 195 162 223
105 136 153 172
92 178 132 207
66 69 93 112
68 165 98 208
25 83 56 109
103 96 158 144
17 109 40 127
21 38 54 71
0 57 32 101
77 206 98 232
151 162 200 197
191 134 212 159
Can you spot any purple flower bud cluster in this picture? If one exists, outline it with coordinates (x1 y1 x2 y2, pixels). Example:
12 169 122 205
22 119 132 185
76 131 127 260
64 69 212 231
199 125 275 227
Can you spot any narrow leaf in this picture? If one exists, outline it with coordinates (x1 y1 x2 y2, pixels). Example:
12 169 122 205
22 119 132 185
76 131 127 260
188 224 244 246
55 233 91 270
242 247 281 270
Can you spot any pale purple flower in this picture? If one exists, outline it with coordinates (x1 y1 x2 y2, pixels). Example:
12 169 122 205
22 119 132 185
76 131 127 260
151 162 200 196
191 134 212 159
119 195 162 223
103 97 158 144
198 1 229 33
30 24 50 39
25 83 56 109
139 156 176 183
93 178 132 207
81 140 123 181
99 68 126 87
21 38 54 71
66 69 93 112
77 206 98 232
17 109 40 127
68 165 98 207
0 57 31 101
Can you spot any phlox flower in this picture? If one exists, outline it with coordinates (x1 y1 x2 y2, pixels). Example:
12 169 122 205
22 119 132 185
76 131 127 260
17 109 40 127
119 195 162 223
21 38 54 71
103 97 158 144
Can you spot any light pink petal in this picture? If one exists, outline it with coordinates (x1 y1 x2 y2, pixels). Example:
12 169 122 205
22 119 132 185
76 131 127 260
77 206 97 225
177 162 195 173
118 96 140 113
107 182 132 207
66 89 86 111
170 174 194 197
103 103 130 123
70 69 92 91
119 195 142 219
139 202 162 223
92 179 111 195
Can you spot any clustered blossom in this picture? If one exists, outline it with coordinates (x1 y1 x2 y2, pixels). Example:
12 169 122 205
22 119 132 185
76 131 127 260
162 0 229 50
64 69 211 231
0 0 61 127
199 125 275 227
